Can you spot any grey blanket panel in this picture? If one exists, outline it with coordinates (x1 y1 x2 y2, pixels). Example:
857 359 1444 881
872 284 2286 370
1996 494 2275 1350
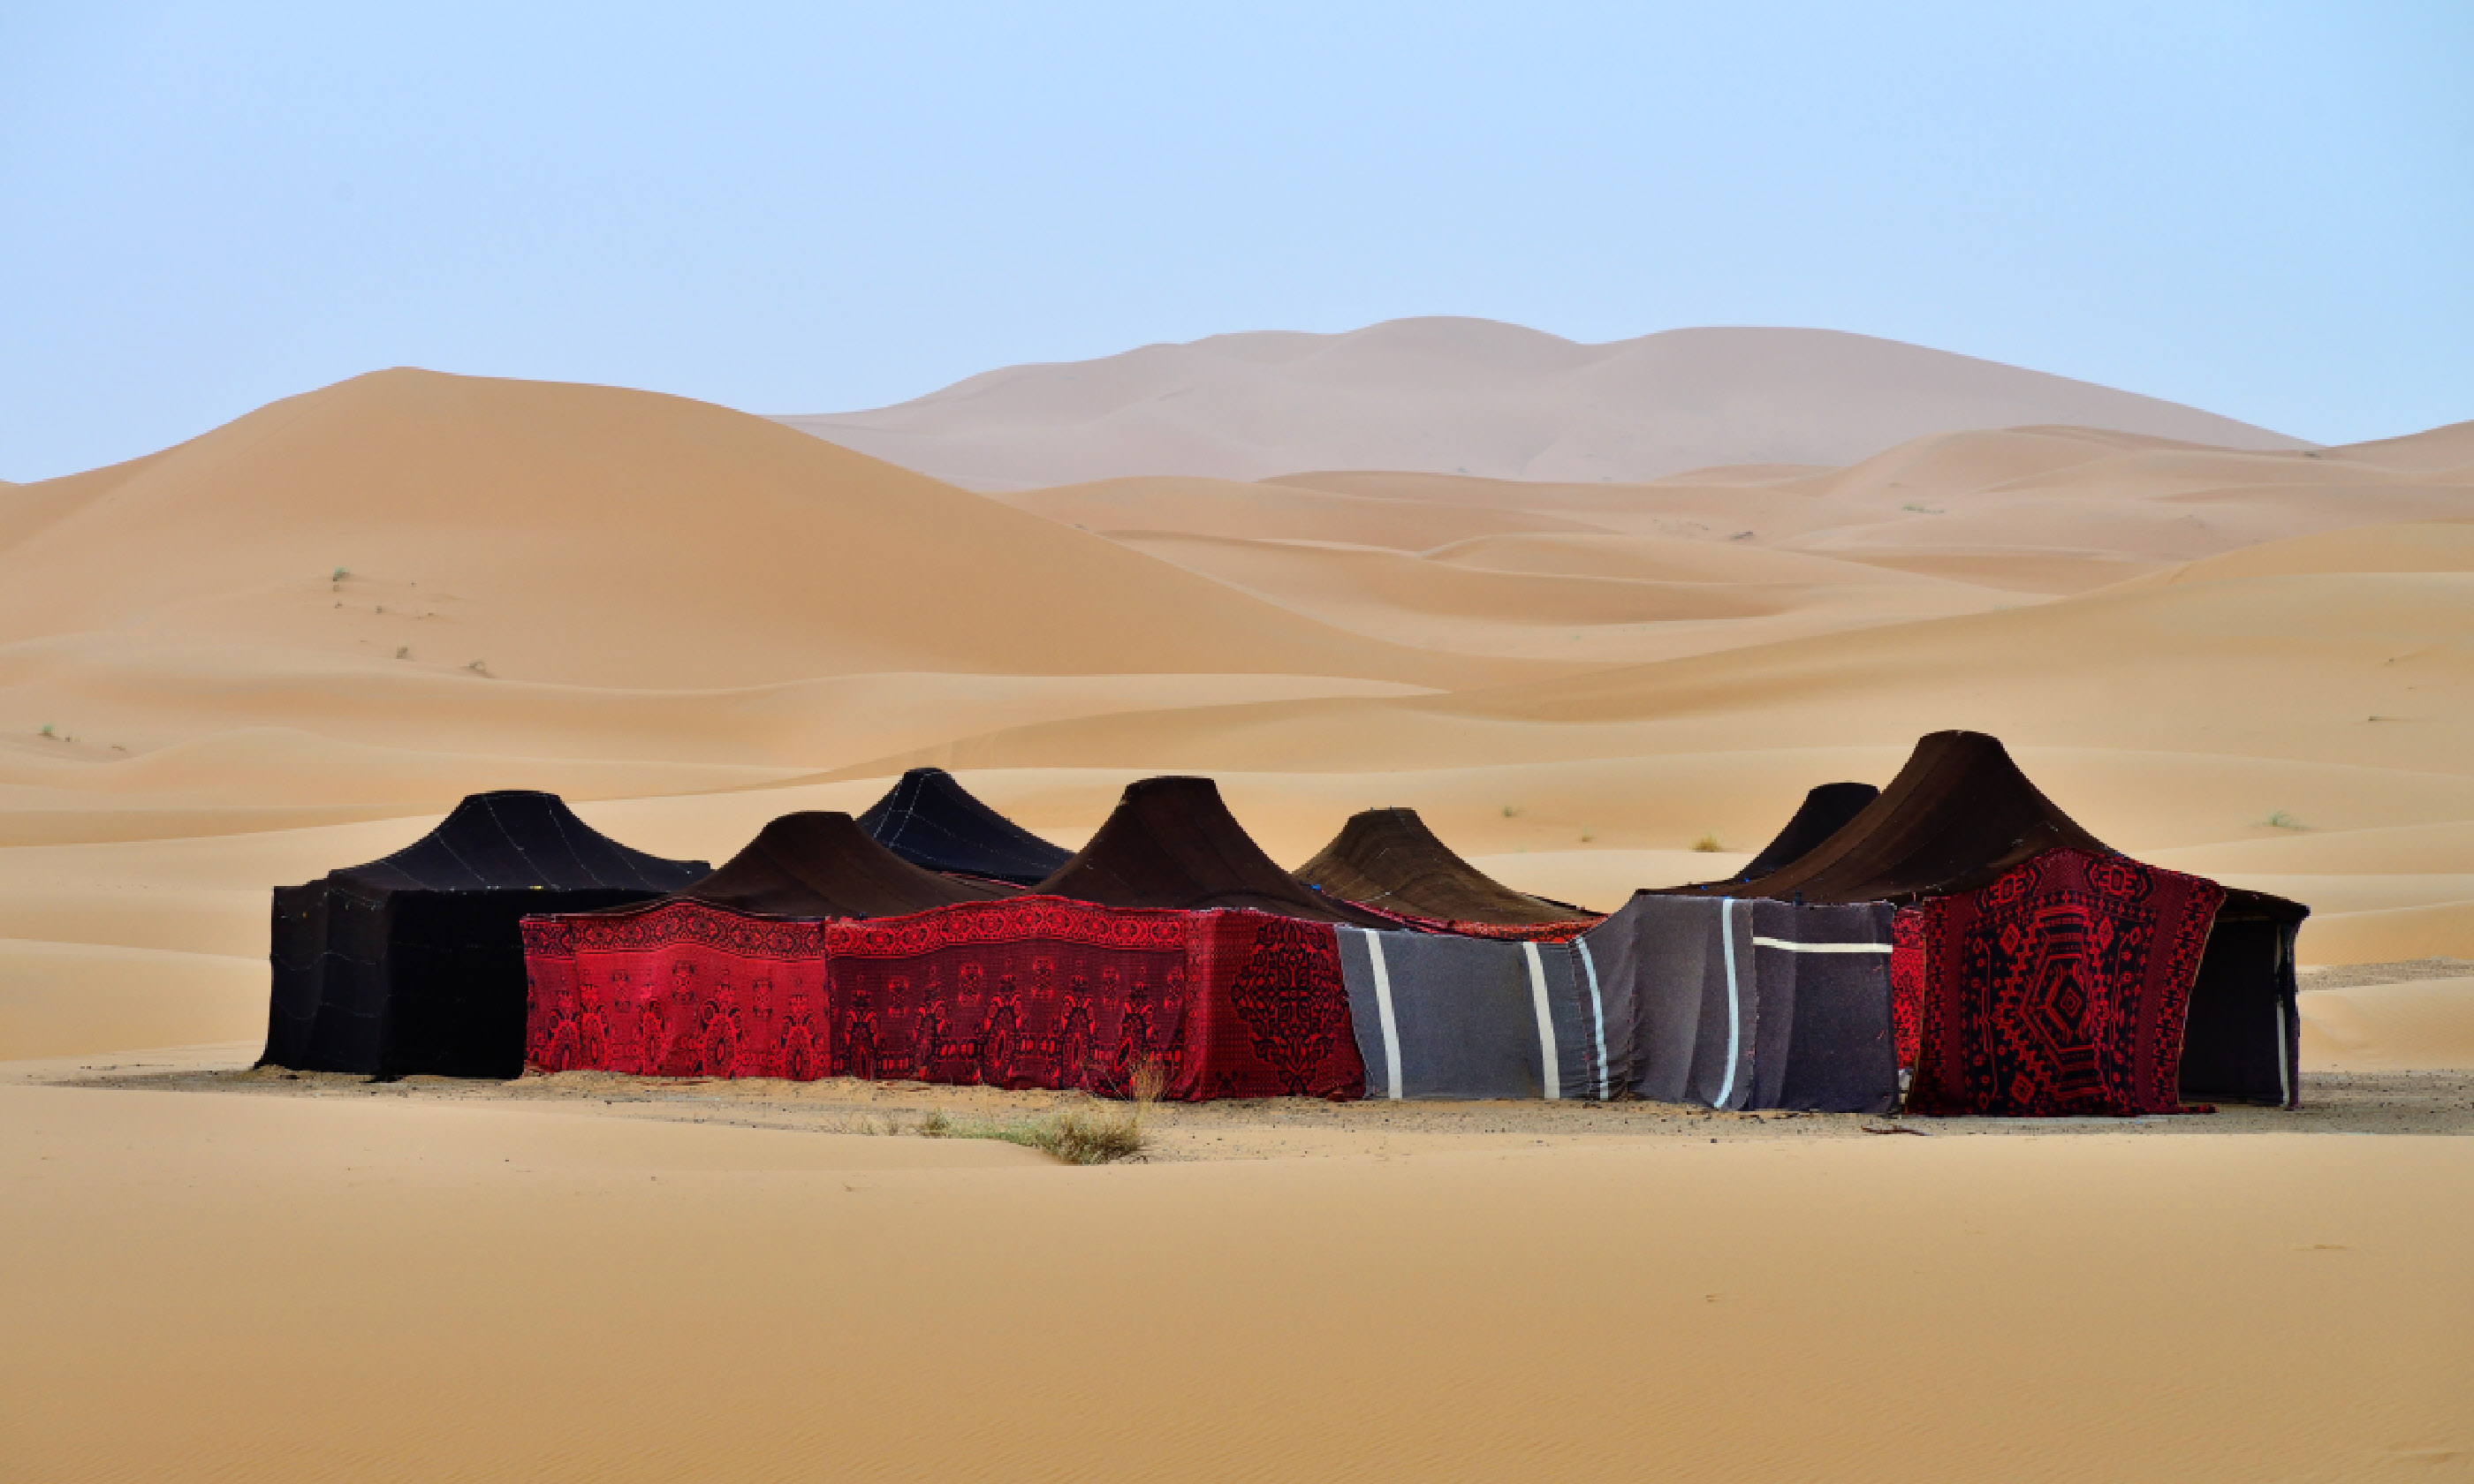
1578 895 1757 1109
1748 900 1900 1114
1338 928 1594 1100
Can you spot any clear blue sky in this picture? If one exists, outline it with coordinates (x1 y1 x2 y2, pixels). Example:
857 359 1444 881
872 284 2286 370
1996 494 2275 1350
3 1 2467 480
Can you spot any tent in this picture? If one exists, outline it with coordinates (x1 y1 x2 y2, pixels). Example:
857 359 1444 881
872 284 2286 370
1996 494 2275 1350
1033 776 1389 926
1575 895 1901 1113
1729 782 1879 882
1678 731 2307 1108
525 896 1366 1101
1335 928 1606 1100
1297 806 1596 928
264 791 706 1079
672 811 1010 918
857 767 1071 886
1903 847 2224 1117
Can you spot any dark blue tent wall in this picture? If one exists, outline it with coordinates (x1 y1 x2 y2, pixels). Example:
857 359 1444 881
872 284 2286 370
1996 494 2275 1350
262 791 707 1079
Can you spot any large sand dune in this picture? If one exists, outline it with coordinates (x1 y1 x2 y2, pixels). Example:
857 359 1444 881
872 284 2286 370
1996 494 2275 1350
5 365 2472 1482
778 317 2311 488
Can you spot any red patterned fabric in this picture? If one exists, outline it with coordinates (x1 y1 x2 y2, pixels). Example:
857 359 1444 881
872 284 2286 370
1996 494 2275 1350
1889 905 1925 1070
1340 900 1602 943
1181 911 1366 1100
523 895 1364 1102
522 902 832 1079
1906 848 2224 1117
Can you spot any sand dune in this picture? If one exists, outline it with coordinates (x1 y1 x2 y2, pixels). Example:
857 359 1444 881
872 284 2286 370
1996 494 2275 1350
778 318 2307 488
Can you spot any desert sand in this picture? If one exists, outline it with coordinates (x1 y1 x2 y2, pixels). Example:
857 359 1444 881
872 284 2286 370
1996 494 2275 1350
4 355 2471 1479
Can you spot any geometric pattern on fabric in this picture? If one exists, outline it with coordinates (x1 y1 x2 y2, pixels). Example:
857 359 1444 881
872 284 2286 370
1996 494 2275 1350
1906 847 2224 1117
1890 905 1925 1071
522 896 1364 1102
1180 911 1366 1102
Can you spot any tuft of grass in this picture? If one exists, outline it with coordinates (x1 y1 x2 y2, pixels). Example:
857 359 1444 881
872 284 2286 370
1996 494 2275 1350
1501 804 1523 818
37 723 54 738
912 1060 1159 1165
467 659 491 677
395 646 411 660
332 566 349 582
2258 810 2307 831
1691 832 1725 852
1900 502 1943 514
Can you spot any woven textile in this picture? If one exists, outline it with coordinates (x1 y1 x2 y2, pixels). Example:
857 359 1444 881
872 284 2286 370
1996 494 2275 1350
1340 900 1601 944
1906 847 2223 1117
1890 906 1925 1069
524 895 1363 1102
1337 928 1604 1101
1575 894 1899 1112
522 902 832 1079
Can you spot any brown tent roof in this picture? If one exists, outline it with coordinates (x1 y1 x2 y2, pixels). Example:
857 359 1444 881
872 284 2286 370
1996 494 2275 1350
678 812 1010 919
1729 782 1880 882
1295 807 1589 925
1032 776 1387 925
1673 731 2303 919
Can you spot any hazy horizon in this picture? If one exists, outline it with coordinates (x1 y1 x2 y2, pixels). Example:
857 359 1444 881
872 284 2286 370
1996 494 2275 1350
4 1 2468 481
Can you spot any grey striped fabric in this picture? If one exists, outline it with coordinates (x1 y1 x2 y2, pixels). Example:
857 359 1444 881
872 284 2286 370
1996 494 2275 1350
1575 895 1898 1112
1336 928 1605 1100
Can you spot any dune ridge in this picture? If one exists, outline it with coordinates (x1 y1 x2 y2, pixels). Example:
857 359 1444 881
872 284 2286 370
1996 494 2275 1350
778 318 2311 489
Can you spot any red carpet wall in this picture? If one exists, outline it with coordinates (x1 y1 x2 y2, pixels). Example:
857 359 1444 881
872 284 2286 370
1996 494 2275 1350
1904 848 2223 1117
523 896 1362 1102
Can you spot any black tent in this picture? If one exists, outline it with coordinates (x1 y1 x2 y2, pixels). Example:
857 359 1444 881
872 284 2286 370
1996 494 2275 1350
857 767 1072 886
670 811 1010 918
1296 807 1590 925
262 791 707 1079
1730 783 1879 883
1033 776 1389 926
1673 732 2308 1107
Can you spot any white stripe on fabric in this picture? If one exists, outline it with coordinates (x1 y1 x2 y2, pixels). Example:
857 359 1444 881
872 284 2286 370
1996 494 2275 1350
1750 937 1893 954
2273 998 2291 1109
1523 940 1560 1101
1713 899 1742 1109
1359 929 1403 1101
1575 939 1610 1102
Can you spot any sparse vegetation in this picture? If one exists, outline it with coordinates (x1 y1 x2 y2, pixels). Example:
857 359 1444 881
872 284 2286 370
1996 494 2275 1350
1900 502 1942 515
332 567 349 582
467 660 491 677
912 1057 1160 1163
1579 826 1594 843
1501 804 1522 818
395 646 411 660
1691 832 1725 852
38 723 53 738
2259 811 2307 831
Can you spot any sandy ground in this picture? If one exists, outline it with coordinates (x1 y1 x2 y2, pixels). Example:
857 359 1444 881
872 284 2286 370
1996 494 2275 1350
4 367 2472 1479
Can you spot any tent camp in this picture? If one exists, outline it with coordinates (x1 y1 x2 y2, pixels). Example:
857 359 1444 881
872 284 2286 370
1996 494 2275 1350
857 767 1071 886
1034 776 1389 926
264 791 706 1079
1729 782 1879 882
1297 806 1596 929
669 811 1009 918
1681 731 2306 1107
